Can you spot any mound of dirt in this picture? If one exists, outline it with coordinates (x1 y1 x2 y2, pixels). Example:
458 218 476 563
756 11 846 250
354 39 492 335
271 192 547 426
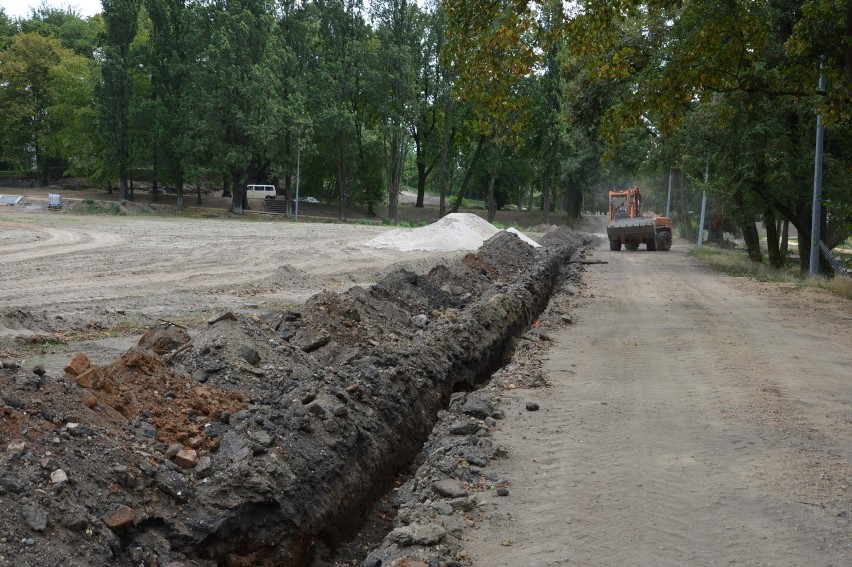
365 213 504 252
0 228 593 567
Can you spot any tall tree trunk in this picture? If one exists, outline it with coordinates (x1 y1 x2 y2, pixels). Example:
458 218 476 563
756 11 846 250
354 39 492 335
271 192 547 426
284 132 293 216
781 219 789 255
741 222 763 262
230 169 244 214
416 161 428 209
414 130 426 208
450 134 487 213
221 173 232 198
486 169 497 223
388 126 402 225
765 209 783 268
175 169 184 210
438 98 452 219
337 134 348 222
151 144 159 203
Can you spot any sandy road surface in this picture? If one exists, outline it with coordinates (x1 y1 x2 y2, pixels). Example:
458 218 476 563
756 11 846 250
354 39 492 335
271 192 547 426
464 240 851 566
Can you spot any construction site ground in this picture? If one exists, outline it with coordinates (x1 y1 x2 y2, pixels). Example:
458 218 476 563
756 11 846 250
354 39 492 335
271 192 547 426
0 189 850 566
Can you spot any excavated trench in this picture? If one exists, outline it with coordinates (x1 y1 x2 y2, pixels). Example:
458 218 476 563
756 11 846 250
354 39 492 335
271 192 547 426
158 229 588 566
0 228 591 567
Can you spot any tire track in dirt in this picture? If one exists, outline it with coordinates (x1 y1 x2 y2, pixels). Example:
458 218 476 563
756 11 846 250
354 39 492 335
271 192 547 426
0 223 124 263
0 214 459 328
464 243 851 566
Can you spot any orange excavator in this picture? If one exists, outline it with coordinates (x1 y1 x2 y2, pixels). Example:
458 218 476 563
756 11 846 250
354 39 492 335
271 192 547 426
606 186 673 251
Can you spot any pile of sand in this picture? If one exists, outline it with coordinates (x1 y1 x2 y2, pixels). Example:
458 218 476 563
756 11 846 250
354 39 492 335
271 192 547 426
365 213 540 252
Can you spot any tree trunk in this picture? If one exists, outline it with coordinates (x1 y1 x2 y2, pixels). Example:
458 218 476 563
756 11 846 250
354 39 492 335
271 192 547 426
486 169 497 223
438 98 452 219
173 167 184 210
284 133 293 216
765 209 783 268
151 145 159 203
337 134 348 222
222 173 232 198
416 161 428 209
781 220 789 255
566 187 583 226
742 222 763 262
230 170 244 214
413 129 426 209
450 134 487 213
388 126 402 225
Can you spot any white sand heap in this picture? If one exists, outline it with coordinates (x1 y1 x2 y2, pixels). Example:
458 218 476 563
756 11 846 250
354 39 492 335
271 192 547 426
365 212 541 252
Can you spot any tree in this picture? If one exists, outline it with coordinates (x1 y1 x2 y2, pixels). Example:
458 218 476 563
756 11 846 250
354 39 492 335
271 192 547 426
0 8 17 51
142 0 194 206
408 2 443 209
372 0 420 224
185 0 288 214
98 0 141 201
309 0 370 221
0 33 70 182
20 4 102 57
443 0 537 215
46 47 102 179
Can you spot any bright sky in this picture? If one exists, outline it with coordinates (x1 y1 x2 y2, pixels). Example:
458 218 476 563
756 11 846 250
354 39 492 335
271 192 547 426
1 0 102 19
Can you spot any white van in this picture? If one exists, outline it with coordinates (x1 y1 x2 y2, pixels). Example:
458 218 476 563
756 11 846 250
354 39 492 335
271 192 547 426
245 184 277 199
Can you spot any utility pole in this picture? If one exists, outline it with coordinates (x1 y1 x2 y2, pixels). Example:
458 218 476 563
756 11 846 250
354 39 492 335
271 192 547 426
697 162 708 248
665 169 673 218
809 70 826 276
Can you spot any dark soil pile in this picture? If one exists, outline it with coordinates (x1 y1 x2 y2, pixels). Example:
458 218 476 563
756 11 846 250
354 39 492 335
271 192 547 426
0 228 592 567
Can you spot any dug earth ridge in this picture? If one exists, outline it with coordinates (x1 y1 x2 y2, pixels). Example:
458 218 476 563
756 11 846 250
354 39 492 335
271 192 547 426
0 228 593 566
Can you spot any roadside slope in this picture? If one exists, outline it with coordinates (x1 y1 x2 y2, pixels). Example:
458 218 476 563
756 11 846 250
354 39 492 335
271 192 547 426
463 241 851 566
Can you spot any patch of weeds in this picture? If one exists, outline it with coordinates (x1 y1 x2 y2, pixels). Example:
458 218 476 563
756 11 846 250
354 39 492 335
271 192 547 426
18 336 66 357
108 318 144 337
691 246 852 299
350 218 382 226
691 247 796 282
79 198 125 216
379 218 428 228
808 274 852 300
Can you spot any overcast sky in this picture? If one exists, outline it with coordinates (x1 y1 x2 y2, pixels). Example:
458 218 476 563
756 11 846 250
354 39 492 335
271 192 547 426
2 0 102 19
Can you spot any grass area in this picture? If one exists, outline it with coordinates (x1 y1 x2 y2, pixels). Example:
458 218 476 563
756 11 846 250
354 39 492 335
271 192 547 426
78 198 125 215
691 246 851 299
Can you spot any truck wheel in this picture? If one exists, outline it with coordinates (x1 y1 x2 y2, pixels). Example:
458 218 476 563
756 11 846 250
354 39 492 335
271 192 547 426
609 240 621 251
625 242 639 251
656 231 672 251
646 237 657 251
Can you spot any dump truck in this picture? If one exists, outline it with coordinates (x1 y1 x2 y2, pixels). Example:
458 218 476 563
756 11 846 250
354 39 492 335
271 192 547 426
607 186 673 251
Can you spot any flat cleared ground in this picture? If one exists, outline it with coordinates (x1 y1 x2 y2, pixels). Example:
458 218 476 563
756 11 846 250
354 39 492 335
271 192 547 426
463 240 851 566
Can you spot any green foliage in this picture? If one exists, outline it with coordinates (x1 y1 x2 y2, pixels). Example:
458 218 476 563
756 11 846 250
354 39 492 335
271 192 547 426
20 5 102 57
80 198 125 215
0 32 76 179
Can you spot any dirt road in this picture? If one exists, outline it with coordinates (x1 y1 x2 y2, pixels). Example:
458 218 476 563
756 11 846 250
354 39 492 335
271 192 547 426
463 240 851 566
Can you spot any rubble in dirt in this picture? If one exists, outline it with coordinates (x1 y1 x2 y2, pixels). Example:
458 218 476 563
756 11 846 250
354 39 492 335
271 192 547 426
0 305 156 356
0 227 593 567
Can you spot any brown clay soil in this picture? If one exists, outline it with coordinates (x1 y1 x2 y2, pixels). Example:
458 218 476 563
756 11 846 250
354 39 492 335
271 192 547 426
1 186 850 566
